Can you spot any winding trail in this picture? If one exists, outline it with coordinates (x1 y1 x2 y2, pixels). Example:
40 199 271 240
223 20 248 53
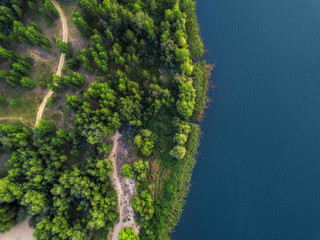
109 131 139 240
35 0 68 127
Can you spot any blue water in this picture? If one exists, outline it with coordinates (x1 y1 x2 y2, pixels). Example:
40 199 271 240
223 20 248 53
174 0 320 239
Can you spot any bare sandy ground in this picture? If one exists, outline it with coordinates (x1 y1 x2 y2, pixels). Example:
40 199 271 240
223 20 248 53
108 131 140 240
0 217 33 240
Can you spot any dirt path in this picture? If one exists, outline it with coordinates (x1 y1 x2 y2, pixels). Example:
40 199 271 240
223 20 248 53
109 131 140 240
35 0 68 127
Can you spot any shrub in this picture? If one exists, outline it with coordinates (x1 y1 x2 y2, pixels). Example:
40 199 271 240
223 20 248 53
170 145 186 160
21 77 37 88
121 163 134 178
55 38 73 58
38 73 53 89
10 99 21 107
45 97 53 107
119 227 139 240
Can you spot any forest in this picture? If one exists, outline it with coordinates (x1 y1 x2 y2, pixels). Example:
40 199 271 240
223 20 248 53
0 0 210 239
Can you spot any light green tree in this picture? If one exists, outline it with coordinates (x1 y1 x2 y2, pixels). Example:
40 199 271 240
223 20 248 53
121 163 134 178
119 227 139 240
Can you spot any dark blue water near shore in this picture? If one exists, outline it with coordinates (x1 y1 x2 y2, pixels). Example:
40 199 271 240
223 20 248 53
174 0 320 239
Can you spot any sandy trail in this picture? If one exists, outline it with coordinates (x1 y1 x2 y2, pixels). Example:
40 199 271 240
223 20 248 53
109 131 139 240
35 0 68 127
0 1 67 240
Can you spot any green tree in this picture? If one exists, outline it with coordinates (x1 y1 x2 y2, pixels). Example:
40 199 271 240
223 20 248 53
0 203 17 233
174 133 188 145
51 71 87 90
121 163 134 178
43 0 59 18
34 120 56 137
21 190 48 215
72 12 91 37
21 77 37 88
0 124 30 150
176 80 195 120
134 130 154 157
169 145 186 160
0 71 8 80
55 38 73 58
38 73 53 89
119 227 139 240
12 21 52 51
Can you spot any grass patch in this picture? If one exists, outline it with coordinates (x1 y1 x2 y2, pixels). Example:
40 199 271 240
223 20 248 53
0 82 45 127
43 93 75 130
158 123 200 239
191 61 209 121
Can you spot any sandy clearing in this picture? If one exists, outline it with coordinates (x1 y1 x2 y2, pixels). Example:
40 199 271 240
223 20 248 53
108 131 140 240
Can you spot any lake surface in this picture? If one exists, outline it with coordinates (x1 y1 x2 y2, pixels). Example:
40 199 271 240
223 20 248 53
174 0 320 239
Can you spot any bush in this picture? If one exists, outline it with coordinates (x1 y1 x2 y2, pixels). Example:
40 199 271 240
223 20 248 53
21 77 37 88
98 141 112 155
43 0 59 18
45 97 53 107
119 227 139 240
52 70 87 90
121 163 134 178
170 145 186 160
34 120 56 137
134 130 154 157
55 38 73 58
0 203 17 233
10 99 21 107
38 73 53 89
0 71 8 79
65 58 80 70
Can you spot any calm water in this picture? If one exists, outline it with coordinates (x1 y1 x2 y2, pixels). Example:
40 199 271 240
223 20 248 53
174 0 320 239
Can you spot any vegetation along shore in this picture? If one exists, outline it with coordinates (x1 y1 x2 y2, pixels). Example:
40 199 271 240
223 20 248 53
0 0 211 239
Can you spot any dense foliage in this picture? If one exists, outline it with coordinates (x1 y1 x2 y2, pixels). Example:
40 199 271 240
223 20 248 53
0 46 34 87
50 69 88 90
0 121 118 238
0 0 209 239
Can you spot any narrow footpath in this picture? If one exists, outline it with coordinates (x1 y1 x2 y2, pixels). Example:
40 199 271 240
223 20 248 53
109 131 140 240
35 0 68 127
